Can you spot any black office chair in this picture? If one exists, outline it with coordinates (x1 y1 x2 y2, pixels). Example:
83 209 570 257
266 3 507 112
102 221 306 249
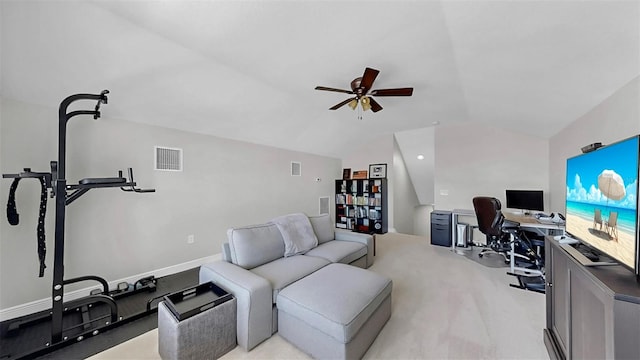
472 196 518 261
472 196 546 293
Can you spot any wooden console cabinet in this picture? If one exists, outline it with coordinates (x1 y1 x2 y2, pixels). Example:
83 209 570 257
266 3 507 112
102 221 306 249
544 238 640 359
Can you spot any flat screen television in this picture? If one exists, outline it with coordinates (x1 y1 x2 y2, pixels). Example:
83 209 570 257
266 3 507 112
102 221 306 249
505 190 544 212
564 135 639 278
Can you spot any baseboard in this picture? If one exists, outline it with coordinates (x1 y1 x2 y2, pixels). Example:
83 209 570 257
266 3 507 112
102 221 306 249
0 254 221 322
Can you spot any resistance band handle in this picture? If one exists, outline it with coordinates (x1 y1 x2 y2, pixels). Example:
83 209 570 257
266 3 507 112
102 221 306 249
7 178 20 225
5 176 48 277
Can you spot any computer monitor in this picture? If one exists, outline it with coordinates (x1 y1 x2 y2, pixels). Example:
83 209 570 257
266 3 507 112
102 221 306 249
505 190 544 212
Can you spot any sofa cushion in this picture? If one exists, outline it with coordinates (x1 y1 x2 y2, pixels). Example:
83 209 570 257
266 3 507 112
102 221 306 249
227 223 285 269
308 214 335 244
304 241 367 265
250 255 330 303
276 263 392 344
271 213 318 257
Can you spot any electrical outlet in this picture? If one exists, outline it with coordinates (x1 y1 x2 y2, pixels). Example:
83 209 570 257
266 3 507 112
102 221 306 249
187 235 195 244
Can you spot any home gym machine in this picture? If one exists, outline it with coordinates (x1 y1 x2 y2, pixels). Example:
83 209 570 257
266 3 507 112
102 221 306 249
2 90 156 358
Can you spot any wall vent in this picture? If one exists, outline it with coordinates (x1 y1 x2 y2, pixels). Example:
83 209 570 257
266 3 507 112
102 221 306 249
291 161 301 176
319 196 330 215
155 146 183 171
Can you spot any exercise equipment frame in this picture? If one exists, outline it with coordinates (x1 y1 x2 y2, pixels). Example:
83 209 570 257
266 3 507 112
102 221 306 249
2 90 155 358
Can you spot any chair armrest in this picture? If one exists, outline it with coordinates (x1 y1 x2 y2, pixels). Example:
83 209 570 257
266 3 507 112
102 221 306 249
199 261 272 351
335 230 374 267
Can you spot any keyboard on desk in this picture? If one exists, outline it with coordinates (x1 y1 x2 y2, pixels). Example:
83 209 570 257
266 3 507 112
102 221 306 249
536 218 556 225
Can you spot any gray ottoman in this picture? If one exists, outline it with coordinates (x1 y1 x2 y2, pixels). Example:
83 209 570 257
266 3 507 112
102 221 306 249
276 263 392 359
158 297 237 360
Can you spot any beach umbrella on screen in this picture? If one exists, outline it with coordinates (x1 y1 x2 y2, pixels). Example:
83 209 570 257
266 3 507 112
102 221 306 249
598 169 626 201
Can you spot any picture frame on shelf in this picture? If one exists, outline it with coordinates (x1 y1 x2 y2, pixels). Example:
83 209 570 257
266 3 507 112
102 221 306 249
352 170 368 179
342 168 351 180
369 163 387 179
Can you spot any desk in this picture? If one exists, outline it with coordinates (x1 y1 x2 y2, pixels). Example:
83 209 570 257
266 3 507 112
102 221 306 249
503 212 565 237
450 210 565 251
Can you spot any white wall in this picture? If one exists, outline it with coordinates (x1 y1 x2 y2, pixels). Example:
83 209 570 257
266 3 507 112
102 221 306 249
392 137 420 234
0 97 341 310
413 205 433 237
393 127 435 205
549 76 640 212
434 122 550 212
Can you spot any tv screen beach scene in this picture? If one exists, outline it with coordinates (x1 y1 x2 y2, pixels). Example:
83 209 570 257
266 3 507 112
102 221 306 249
565 136 639 269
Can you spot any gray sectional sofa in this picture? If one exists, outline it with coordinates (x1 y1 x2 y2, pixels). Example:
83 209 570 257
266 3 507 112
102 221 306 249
199 213 391 358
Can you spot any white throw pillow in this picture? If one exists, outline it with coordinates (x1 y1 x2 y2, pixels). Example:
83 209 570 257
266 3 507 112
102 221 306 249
271 213 318 257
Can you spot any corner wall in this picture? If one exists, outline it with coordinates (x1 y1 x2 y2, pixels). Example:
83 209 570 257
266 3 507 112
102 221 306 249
392 137 420 234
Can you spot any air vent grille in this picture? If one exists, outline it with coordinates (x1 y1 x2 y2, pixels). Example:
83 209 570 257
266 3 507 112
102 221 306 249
155 146 183 171
291 161 301 176
319 196 330 215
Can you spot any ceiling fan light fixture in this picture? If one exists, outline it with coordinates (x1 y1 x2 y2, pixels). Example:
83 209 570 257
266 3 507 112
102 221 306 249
348 99 358 110
361 96 372 111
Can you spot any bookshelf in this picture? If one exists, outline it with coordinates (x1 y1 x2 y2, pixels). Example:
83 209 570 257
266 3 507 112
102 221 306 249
335 178 388 234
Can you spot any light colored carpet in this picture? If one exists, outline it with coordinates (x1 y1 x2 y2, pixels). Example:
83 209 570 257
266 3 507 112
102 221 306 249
88 233 549 359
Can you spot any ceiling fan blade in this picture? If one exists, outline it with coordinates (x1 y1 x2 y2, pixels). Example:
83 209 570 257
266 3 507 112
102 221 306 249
370 87 413 97
369 97 383 113
329 97 357 110
315 86 354 94
360 67 380 94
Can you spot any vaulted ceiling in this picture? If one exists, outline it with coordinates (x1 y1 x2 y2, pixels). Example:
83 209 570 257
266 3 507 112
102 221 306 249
2 1 638 199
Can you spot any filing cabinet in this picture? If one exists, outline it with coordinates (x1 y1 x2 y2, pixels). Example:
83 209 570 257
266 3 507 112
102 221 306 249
431 210 452 247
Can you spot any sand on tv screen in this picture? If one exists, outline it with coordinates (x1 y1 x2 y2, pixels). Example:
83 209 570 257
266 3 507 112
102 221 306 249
565 136 639 269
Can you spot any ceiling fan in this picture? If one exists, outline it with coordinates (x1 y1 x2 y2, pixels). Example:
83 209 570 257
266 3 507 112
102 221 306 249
315 67 413 113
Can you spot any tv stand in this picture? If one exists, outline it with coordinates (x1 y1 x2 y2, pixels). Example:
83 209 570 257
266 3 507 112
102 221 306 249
544 238 640 359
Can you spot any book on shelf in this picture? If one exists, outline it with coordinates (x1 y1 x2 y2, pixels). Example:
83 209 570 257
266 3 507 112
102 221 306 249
354 206 367 218
346 218 355 230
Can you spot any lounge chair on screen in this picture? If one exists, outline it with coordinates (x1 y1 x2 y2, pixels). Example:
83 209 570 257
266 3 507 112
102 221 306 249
605 211 619 241
593 209 603 231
